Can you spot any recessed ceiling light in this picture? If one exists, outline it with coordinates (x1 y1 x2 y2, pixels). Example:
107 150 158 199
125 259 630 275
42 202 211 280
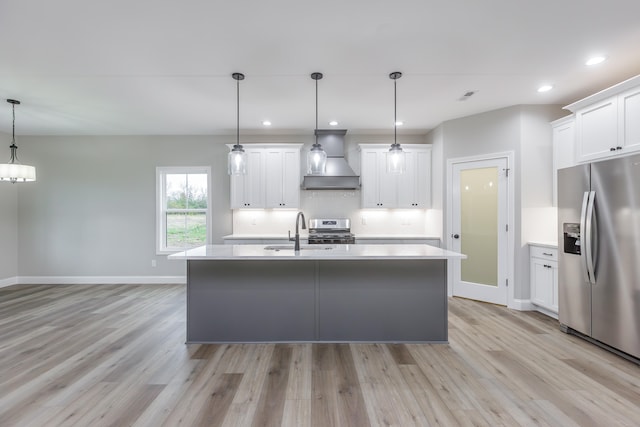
537 85 553 93
329 120 338 126
586 56 606 66
395 121 404 126
262 120 271 126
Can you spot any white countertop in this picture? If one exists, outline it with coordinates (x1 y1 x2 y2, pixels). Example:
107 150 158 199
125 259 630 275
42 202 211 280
354 235 440 240
222 234 303 240
222 234 439 240
169 244 466 261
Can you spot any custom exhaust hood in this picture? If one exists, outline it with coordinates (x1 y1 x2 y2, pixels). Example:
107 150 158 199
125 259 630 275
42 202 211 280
302 129 360 190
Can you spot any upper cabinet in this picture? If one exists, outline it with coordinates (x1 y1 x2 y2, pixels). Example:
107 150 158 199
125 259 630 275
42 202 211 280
619 85 640 154
360 148 397 208
230 149 265 208
565 75 640 163
265 148 300 208
229 144 302 209
398 149 431 208
359 144 431 209
551 116 575 206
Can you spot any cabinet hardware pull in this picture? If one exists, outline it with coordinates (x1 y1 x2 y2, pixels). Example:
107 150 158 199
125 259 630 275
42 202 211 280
543 252 553 256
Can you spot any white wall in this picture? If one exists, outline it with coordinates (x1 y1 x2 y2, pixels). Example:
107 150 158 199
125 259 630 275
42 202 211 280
425 125 444 239
0 132 19 286
520 107 559 244
17 135 232 279
14 132 435 281
11 107 561 287
432 105 564 301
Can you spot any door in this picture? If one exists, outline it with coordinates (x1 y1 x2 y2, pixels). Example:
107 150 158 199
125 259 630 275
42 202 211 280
398 148 431 208
557 164 591 336
618 86 640 153
575 97 618 162
360 149 397 208
450 157 509 305
230 150 264 208
590 154 640 359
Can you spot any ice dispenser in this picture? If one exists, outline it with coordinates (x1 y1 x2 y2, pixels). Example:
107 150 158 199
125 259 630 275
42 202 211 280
563 223 581 255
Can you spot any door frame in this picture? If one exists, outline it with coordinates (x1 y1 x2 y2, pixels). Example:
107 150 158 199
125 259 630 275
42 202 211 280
446 151 515 308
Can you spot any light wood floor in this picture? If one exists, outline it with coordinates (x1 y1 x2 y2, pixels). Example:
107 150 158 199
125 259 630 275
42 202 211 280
1 284 639 426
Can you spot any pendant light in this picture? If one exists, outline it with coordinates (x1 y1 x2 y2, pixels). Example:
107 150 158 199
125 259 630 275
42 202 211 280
228 72 247 175
307 72 327 175
388 71 405 174
0 99 36 183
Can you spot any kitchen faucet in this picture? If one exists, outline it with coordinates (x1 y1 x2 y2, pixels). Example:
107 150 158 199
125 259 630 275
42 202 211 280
289 212 306 251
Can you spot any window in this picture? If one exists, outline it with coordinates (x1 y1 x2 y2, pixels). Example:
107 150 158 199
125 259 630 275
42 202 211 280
156 167 211 254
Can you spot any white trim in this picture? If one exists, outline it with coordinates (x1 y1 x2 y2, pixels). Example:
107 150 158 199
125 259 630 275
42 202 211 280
0 276 19 288
511 298 535 311
156 166 212 255
446 151 516 308
564 74 640 112
17 276 186 285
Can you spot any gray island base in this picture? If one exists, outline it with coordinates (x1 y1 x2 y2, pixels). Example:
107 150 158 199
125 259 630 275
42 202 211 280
169 244 465 343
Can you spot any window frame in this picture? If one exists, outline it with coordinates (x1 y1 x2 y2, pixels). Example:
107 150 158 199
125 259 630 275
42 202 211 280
156 166 212 254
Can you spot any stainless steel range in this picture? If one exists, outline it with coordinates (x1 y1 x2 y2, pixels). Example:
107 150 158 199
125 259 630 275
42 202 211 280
307 218 355 244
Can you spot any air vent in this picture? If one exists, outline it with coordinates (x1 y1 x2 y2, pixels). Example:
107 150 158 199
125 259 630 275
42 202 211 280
458 90 477 101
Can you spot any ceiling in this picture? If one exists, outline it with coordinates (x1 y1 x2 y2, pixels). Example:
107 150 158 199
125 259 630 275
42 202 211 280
1 0 640 136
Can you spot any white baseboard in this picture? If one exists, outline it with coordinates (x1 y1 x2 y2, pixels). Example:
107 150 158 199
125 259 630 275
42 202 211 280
510 298 535 311
16 276 186 285
0 276 19 289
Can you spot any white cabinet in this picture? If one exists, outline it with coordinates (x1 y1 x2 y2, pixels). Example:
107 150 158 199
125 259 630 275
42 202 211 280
529 244 558 317
574 97 618 162
229 144 302 209
359 144 431 209
618 85 640 153
551 116 575 206
230 150 264 208
565 75 640 163
398 149 431 208
360 148 396 208
265 148 300 208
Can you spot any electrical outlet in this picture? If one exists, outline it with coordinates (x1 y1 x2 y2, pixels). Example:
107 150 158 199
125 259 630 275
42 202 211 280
151 260 157 267
361 216 367 225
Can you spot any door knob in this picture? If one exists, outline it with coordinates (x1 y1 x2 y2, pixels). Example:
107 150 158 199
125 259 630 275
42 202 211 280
452 234 460 239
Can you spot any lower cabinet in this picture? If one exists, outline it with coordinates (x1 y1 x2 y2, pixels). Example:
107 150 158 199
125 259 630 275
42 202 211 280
529 244 558 317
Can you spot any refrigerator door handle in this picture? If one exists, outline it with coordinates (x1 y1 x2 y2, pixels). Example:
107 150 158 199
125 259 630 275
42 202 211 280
585 191 596 284
580 191 591 283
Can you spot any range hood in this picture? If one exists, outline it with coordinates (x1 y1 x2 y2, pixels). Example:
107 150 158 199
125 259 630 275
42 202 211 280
302 129 360 190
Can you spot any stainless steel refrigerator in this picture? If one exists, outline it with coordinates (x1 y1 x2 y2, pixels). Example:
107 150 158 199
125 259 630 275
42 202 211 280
558 153 640 361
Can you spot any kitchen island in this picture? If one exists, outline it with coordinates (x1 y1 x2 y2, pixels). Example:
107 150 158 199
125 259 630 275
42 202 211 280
169 244 465 343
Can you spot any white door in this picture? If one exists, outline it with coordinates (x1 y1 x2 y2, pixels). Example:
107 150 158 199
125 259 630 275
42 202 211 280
450 157 509 305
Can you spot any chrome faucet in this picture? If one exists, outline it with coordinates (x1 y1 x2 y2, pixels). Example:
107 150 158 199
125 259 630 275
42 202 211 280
289 212 306 251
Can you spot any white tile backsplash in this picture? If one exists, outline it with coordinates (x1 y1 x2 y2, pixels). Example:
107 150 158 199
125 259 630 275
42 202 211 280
232 189 438 237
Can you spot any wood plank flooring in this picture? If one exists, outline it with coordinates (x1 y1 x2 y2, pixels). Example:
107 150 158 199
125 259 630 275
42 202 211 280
1 283 639 426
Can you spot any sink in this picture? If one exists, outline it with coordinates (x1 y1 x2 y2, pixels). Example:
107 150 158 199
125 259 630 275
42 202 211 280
264 245 334 251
